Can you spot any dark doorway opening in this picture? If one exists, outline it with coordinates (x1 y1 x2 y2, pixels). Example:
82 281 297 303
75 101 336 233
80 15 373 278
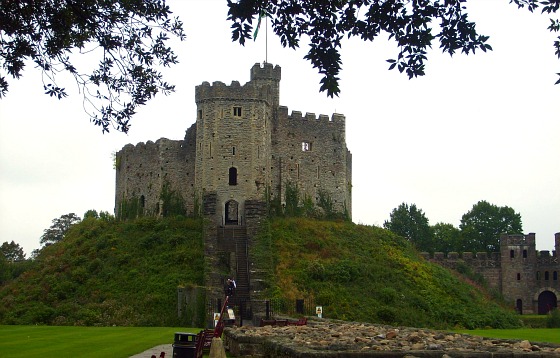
225 200 239 225
516 299 523 314
538 291 558 314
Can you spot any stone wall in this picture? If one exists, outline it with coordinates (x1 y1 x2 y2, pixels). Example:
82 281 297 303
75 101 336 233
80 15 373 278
115 136 196 217
223 319 560 357
425 233 560 314
272 107 351 217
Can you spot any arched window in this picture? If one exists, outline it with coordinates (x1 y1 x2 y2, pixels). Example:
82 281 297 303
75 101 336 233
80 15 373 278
229 167 237 185
510 250 515 258
545 271 550 280
554 271 558 281
140 195 145 208
523 250 528 258
536 271 541 280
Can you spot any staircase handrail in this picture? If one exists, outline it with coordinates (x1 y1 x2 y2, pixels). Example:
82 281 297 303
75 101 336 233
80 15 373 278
214 295 230 338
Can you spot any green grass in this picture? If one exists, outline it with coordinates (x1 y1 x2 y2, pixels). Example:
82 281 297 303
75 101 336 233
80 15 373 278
255 218 521 329
456 328 560 344
0 325 199 358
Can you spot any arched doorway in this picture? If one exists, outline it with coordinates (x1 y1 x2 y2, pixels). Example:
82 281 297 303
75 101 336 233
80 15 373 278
225 200 239 225
537 290 558 314
516 299 523 314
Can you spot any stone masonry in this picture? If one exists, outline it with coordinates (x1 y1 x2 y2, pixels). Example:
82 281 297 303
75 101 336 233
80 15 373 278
424 233 560 315
114 62 352 227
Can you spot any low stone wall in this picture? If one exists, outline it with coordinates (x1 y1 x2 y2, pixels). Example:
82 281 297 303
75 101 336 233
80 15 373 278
223 319 560 357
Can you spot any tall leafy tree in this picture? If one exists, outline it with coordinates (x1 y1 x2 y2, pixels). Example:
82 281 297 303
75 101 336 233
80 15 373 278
432 222 462 254
0 0 185 133
0 241 26 262
384 203 434 252
459 200 523 253
228 0 560 97
40 213 81 246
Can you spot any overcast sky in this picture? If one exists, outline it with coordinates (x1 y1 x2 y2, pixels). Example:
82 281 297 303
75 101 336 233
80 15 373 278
1 0 559 256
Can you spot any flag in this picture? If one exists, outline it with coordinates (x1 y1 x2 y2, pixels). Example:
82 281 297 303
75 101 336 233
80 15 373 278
253 10 266 40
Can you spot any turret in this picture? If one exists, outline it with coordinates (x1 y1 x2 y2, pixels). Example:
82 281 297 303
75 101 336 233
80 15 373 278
250 62 281 108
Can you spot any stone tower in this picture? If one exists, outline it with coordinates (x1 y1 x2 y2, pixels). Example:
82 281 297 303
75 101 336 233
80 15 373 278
194 63 281 226
499 233 537 314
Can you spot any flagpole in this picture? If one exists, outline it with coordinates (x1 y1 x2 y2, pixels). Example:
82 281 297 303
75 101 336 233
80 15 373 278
265 14 268 63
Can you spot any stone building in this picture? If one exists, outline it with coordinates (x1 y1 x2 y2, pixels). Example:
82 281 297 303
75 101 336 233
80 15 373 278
115 62 351 225
425 233 560 314
115 63 352 319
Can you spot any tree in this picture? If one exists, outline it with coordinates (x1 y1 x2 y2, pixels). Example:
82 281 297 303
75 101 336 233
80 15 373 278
0 0 185 133
228 0 560 97
0 241 26 262
40 213 81 246
459 200 523 253
431 222 462 254
383 203 434 252
83 209 99 219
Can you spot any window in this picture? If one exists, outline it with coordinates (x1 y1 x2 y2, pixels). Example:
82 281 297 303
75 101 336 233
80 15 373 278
233 106 242 117
232 147 236 155
510 250 515 258
554 271 558 281
545 271 550 280
536 271 541 280
229 167 237 185
523 249 527 258
302 141 312 151
140 195 145 208
198 109 202 119
516 273 521 280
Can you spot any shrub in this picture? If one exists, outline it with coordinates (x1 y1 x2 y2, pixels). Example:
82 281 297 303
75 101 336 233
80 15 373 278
547 309 560 328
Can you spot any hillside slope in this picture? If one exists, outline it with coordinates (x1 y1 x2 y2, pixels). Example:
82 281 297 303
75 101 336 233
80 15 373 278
0 216 204 326
0 217 521 329
254 218 521 329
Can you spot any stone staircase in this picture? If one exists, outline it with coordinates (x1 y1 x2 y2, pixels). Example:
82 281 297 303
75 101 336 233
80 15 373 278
218 226 250 314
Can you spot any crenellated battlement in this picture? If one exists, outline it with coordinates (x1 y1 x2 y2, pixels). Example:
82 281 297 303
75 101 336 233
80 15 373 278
277 106 346 126
195 80 274 104
426 251 501 265
250 62 281 82
119 138 180 154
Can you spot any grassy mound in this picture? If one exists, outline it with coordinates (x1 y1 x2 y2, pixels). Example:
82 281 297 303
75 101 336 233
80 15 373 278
0 216 204 326
254 218 521 329
0 216 521 329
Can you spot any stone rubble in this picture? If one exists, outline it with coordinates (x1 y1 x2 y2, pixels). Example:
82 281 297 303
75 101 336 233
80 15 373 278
226 320 560 356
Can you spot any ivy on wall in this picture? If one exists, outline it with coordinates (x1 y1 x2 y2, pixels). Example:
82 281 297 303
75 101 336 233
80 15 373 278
160 181 186 217
266 181 348 221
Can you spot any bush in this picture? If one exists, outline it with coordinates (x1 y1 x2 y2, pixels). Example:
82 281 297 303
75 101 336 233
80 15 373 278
547 309 560 328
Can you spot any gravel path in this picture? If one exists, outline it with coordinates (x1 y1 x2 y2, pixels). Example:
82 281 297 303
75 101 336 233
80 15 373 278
128 344 172 358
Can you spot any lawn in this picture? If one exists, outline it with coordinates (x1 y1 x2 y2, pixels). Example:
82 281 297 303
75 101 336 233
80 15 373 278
456 328 560 344
0 325 200 358
1 325 559 357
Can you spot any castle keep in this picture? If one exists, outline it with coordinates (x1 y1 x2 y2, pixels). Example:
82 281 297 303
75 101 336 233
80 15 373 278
115 63 352 317
425 233 560 315
115 63 351 225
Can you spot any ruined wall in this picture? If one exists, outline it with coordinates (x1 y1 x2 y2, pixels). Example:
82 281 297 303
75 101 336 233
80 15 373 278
115 129 197 217
272 107 352 217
